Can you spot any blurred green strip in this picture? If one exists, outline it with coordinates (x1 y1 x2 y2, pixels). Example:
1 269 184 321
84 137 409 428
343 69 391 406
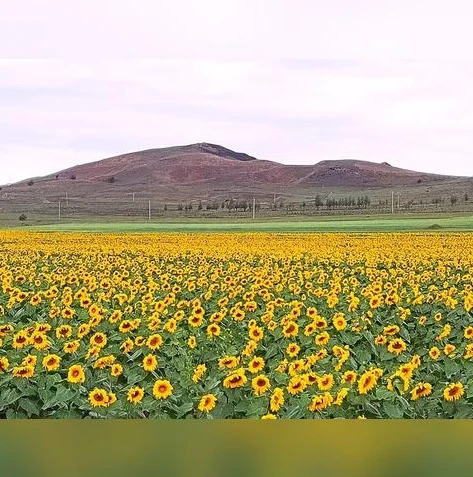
1 421 473 477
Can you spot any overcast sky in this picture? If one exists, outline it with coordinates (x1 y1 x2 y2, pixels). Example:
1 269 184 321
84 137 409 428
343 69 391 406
1 0 473 184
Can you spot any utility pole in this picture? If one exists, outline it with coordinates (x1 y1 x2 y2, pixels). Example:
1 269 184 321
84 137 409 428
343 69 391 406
66 191 69 206
132 192 135 203
148 200 151 221
252 198 256 219
391 191 394 214
58 200 61 220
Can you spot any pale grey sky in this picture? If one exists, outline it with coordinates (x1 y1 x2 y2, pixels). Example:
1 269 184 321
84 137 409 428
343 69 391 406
1 1 473 184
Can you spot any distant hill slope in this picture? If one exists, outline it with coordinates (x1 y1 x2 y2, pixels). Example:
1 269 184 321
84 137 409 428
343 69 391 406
1 143 468 205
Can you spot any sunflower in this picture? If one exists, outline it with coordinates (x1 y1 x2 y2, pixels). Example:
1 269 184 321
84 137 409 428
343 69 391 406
119 320 134 333
464 343 473 359
270 387 285 413
31 332 50 350
411 382 433 400
232 309 245 322
464 326 473 340
287 375 307 396
218 356 240 370
56 325 73 339
308 393 333 412
90 332 107 348
369 295 382 309
444 343 456 356
77 323 91 339
304 323 316 336
164 319 178 334
223 369 247 389
88 388 109 407
333 314 347 331
207 323 221 338
188 315 204 328
146 334 163 350
188 336 197 349
387 338 407 355
192 364 207 383
22 354 38 367
153 379 173 400
68 364 86 384
334 387 349 405
119 338 134 354
134 336 146 346
63 340 80 354
252 375 271 396
93 355 116 369
410 354 421 369
111 364 123 377
429 346 441 360
249 326 264 342
357 370 379 395
12 332 29 350
0 357 10 372
261 414 277 420
282 322 299 338
383 325 400 336
12 365 35 379
198 394 217 413
286 343 300 358
85 346 101 360
443 382 465 402
42 354 61 371
143 354 158 372
127 386 145 404
242 339 258 357
314 317 328 330
315 331 330 346
106 392 117 406
317 373 334 391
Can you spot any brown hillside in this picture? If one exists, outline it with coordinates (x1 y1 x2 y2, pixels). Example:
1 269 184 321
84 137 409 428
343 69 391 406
1 143 468 207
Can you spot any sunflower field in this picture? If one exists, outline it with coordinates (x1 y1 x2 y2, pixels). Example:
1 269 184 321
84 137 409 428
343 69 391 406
1 230 473 419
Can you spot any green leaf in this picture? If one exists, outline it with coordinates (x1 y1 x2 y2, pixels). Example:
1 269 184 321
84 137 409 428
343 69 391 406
375 387 396 401
382 402 404 419
19 398 40 417
0 388 21 409
444 358 461 379
177 402 194 418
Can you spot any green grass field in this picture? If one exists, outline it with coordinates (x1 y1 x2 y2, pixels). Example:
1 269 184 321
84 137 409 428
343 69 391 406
22 214 473 233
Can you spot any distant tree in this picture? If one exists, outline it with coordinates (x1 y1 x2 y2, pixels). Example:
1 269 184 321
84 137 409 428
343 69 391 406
314 195 323 210
19 214 27 221
27 180 34 186
198 201 203 211
70 174 76 180
107 176 116 183
464 193 469 202
177 203 183 211
450 195 458 206
164 204 167 211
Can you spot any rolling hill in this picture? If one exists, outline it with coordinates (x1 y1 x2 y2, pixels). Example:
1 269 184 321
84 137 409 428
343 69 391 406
1 143 472 220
